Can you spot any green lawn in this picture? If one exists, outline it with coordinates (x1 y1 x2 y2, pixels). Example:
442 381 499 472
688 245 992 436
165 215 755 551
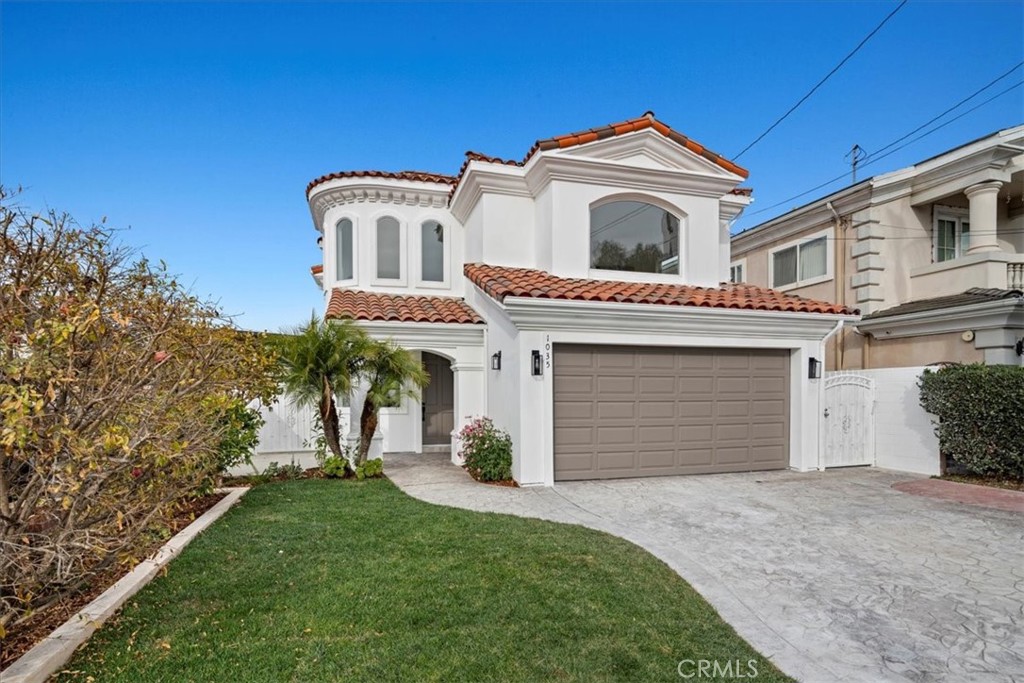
57 478 791 682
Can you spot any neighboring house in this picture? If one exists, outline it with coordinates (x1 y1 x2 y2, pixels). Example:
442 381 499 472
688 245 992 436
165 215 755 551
305 113 857 486
731 125 1024 370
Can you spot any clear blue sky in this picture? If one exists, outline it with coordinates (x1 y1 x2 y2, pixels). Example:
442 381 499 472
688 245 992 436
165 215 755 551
3 1 1022 331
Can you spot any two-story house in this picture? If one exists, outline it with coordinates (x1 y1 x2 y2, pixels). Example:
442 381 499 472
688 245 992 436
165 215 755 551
305 113 857 486
731 125 1024 370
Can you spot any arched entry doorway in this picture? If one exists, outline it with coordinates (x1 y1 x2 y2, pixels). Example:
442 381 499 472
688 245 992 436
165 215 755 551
421 352 454 447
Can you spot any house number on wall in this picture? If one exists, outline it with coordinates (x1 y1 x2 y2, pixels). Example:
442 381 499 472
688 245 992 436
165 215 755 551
544 335 551 369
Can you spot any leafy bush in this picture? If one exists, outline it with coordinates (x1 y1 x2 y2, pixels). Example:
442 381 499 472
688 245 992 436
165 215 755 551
354 458 383 480
0 189 278 632
213 399 264 473
458 417 513 482
323 455 349 478
919 363 1024 480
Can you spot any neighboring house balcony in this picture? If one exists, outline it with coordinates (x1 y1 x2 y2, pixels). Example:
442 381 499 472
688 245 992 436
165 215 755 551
910 251 1024 299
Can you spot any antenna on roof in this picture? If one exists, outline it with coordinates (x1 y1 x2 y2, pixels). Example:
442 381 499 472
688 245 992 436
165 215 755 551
845 144 868 183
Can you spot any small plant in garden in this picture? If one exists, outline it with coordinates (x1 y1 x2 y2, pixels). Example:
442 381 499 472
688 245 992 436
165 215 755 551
213 398 264 475
263 461 304 480
322 455 349 478
354 458 383 480
458 417 513 482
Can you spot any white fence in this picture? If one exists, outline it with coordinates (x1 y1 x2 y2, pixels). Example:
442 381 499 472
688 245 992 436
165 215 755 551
824 366 940 476
228 395 350 475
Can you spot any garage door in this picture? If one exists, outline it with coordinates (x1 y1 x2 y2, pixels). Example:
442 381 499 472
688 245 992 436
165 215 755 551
553 345 790 481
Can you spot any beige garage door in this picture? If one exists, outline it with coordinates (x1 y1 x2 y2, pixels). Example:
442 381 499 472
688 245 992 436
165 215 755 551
554 345 790 481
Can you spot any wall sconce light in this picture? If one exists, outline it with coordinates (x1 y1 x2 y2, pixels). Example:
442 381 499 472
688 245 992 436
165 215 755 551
491 351 502 371
1015 338 1023 357
316 235 323 250
808 357 822 379
531 350 543 376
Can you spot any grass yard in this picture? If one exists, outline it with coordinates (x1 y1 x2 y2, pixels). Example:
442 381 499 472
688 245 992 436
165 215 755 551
56 478 791 682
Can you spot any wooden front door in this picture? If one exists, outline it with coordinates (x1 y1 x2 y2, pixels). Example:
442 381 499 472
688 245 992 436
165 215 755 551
422 352 454 445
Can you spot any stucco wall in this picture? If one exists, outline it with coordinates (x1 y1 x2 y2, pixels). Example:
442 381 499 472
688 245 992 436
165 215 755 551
867 331 983 368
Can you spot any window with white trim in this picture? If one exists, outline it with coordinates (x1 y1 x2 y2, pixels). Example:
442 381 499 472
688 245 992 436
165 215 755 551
769 230 831 289
421 220 445 282
376 216 401 280
934 208 970 263
335 218 353 281
729 260 745 283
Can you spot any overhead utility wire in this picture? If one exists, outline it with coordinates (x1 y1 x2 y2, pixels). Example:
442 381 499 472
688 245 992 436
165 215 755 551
744 76 1024 219
733 0 908 160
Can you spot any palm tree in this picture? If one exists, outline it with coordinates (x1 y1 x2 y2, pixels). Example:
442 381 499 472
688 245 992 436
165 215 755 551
276 315 367 463
355 339 428 465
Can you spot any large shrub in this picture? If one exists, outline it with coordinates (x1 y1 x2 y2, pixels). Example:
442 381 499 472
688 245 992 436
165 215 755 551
213 399 265 475
458 417 513 482
919 363 1024 480
0 189 277 633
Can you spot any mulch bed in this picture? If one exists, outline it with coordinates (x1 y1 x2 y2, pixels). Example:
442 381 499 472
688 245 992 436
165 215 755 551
1 492 226 670
938 473 1024 492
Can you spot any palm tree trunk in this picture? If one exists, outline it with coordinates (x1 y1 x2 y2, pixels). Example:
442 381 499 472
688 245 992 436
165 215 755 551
357 397 377 465
320 375 343 460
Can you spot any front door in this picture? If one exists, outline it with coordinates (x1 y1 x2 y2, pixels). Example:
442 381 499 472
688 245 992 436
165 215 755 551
422 352 454 445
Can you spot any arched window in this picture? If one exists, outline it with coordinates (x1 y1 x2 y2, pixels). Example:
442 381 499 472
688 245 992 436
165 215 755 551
421 220 445 283
590 201 679 275
376 216 401 280
335 218 353 281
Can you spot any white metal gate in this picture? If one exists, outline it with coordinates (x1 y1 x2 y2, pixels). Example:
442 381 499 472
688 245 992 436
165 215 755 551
823 373 875 468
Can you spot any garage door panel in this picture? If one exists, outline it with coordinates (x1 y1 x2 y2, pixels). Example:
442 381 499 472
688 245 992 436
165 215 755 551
554 345 789 480
752 399 786 416
554 400 595 420
640 400 677 418
596 376 636 394
554 426 594 447
639 376 676 395
556 375 594 394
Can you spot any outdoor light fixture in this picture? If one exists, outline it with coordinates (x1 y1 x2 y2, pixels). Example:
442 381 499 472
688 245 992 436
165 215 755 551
808 357 822 379
531 350 543 376
491 351 502 371
316 235 323 250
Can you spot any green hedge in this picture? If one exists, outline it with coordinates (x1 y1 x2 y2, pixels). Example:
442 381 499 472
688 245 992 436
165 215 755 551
919 363 1024 480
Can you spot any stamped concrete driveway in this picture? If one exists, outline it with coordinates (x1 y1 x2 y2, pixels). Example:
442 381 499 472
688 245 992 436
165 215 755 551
387 453 1024 683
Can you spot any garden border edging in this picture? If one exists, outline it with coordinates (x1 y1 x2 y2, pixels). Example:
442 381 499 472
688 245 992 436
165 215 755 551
1 487 249 683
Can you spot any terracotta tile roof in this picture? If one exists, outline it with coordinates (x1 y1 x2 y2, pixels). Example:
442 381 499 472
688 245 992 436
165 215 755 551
306 169 456 197
310 264 323 275
464 264 857 316
523 111 749 179
729 187 754 196
326 289 483 324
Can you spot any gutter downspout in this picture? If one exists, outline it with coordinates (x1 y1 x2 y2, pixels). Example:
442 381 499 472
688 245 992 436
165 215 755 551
827 201 846 370
818 318 846 471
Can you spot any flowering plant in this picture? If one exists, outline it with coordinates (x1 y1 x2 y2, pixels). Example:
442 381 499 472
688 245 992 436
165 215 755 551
457 416 513 482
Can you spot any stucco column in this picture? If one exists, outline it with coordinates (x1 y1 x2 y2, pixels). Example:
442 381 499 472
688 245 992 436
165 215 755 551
450 362 485 466
965 181 1003 253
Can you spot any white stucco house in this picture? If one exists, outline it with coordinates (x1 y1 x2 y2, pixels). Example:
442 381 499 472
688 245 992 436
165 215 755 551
306 113 858 486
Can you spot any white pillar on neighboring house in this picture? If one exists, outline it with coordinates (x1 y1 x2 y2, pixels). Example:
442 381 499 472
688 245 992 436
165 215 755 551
965 181 1003 253
450 361 485 465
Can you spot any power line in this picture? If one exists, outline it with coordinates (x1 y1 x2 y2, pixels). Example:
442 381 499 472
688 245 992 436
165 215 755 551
867 60 1023 160
734 0 908 160
742 74 1024 221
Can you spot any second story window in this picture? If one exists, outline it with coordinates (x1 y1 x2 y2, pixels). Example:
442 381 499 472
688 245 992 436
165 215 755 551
730 260 745 283
934 210 970 262
336 218 353 281
376 216 401 280
590 201 680 275
421 220 445 283
770 231 829 289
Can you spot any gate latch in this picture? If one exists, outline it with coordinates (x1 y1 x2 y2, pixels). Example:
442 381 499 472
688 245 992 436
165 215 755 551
823 408 830 418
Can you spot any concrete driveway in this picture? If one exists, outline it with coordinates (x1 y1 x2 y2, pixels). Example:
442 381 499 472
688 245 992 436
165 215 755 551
387 453 1024 683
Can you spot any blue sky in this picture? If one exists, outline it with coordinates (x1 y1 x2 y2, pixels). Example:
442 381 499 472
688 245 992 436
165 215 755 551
3 1 1022 331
